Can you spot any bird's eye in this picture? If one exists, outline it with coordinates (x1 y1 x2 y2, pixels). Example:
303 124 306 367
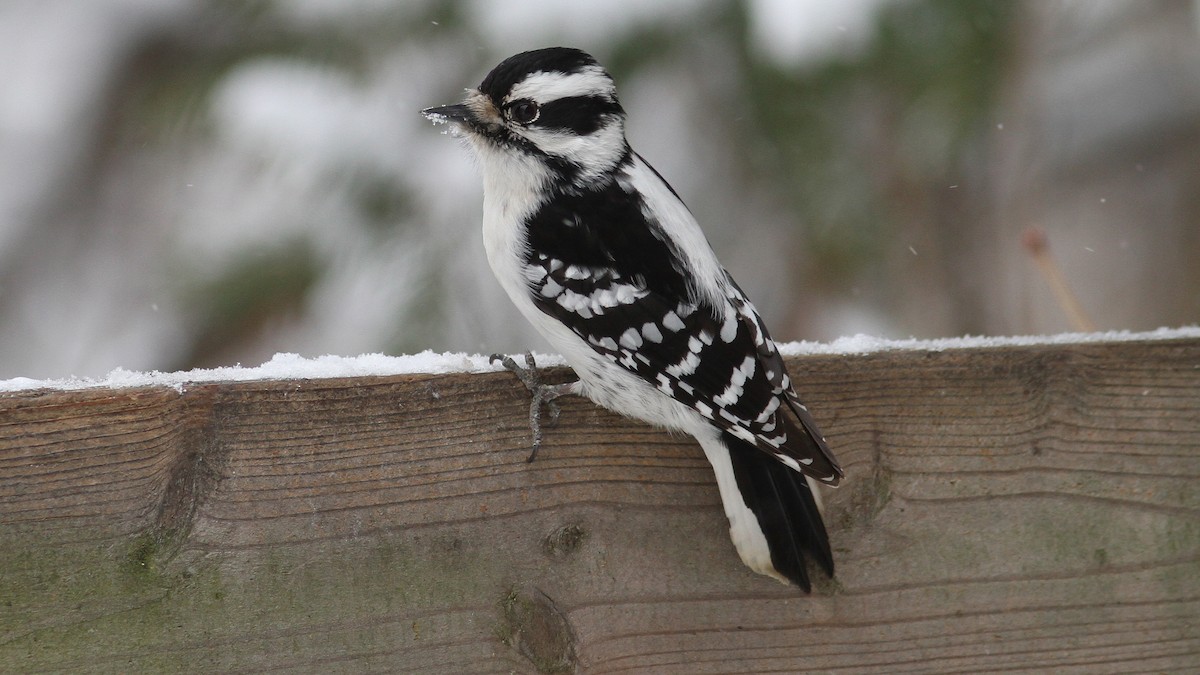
507 99 540 125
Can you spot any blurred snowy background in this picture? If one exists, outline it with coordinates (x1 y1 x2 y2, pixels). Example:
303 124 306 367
2 0 1198 379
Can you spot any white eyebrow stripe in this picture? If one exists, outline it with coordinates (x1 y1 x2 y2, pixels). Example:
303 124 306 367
507 65 614 103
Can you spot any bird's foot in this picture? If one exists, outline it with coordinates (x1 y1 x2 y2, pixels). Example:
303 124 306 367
490 351 579 462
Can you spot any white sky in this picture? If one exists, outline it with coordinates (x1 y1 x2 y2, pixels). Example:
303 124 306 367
748 0 900 63
465 0 899 64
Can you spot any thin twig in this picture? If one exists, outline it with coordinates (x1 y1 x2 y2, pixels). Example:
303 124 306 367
1021 227 1096 332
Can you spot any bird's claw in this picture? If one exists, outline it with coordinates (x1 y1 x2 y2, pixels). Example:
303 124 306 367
491 351 574 462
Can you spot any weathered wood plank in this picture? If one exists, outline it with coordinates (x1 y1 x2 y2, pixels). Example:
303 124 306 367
2 338 1198 672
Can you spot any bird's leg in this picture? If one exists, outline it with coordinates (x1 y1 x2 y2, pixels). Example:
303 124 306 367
490 351 580 462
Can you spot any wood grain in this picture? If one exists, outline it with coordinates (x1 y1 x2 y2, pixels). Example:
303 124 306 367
2 338 1198 673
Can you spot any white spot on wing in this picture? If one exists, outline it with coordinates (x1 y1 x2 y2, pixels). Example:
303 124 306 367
593 289 618 308
754 396 780 423
589 335 617 351
720 311 738 343
557 289 593 319
619 327 643 350
656 372 673 394
641 322 663 344
666 351 700 378
729 426 755 443
524 265 547 283
613 283 643 304
713 356 756 407
719 408 747 425
662 310 685 332
762 434 785 448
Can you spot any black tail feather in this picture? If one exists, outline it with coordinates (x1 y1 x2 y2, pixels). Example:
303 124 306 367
779 467 835 577
724 431 834 591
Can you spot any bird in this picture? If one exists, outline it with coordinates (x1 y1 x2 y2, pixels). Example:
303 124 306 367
423 47 843 590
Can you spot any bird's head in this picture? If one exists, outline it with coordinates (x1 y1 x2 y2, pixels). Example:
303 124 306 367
423 47 629 189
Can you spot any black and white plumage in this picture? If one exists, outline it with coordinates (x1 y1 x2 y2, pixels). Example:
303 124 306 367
424 47 844 590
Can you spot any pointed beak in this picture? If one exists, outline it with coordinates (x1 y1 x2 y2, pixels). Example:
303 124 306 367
423 91 502 138
422 103 474 126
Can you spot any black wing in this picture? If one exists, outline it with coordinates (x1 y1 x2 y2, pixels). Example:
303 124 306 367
521 174 842 485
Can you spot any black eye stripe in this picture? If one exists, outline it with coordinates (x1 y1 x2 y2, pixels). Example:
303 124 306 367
533 96 623 135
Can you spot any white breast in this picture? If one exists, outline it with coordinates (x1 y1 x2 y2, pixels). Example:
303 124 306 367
473 144 709 438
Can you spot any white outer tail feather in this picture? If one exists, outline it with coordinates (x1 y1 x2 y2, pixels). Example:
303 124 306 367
697 434 794 585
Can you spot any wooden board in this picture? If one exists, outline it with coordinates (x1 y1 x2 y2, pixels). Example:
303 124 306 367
2 338 1199 672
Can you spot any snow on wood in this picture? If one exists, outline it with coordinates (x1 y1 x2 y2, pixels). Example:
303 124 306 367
2 326 1197 392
